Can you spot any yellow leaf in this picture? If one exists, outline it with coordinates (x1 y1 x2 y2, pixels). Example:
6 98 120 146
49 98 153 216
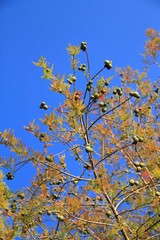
67 44 80 56
33 56 47 68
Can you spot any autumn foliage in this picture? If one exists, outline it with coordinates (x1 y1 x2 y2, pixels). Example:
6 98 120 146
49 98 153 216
0 29 160 240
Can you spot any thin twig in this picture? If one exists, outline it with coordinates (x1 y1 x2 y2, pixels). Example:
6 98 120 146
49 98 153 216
88 96 132 131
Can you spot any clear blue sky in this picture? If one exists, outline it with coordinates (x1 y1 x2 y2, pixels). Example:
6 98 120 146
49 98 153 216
0 0 160 190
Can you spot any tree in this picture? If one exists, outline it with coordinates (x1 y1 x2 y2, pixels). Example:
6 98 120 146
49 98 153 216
0 29 159 240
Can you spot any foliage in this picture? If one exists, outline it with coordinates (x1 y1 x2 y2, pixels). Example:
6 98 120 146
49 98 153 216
0 28 160 240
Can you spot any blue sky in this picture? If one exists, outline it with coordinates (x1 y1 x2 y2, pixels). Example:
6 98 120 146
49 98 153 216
0 0 160 190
